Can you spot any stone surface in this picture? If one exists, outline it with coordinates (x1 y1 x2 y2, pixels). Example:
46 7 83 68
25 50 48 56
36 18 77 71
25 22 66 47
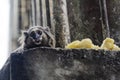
1 47 120 80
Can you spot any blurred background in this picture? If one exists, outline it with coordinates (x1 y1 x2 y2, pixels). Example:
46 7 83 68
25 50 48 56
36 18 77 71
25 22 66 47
0 0 9 69
0 0 120 69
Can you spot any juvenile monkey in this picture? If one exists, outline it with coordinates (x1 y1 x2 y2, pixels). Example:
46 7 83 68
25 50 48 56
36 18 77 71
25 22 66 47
15 26 55 52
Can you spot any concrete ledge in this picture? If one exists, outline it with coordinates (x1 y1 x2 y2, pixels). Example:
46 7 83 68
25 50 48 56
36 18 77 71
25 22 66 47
1 47 120 80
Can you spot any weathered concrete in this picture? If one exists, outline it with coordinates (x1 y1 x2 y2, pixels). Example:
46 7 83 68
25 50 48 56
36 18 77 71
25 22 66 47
1 47 120 80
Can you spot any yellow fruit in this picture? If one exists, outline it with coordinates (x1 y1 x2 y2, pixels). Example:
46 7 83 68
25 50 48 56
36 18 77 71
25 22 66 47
92 45 100 50
66 38 95 49
79 38 94 49
65 40 81 49
112 45 120 51
100 38 120 51
66 38 120 51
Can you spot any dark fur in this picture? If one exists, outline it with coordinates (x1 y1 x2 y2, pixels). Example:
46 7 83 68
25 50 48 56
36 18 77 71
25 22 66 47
15 26 55 52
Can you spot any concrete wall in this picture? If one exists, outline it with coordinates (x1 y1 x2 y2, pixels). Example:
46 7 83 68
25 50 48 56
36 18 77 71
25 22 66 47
1 48 120 80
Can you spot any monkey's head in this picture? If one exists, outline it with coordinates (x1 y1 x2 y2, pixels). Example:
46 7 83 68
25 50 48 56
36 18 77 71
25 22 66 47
19 26 55 49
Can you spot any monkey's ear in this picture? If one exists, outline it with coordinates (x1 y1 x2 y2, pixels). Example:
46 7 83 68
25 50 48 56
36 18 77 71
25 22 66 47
43 26 50 32
24 31 28 37
22 30 28 37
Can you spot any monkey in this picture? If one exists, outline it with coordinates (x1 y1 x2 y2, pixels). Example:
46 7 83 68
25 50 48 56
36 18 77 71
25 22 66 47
0 26 55 80
0 26 56 80
14 26 55 52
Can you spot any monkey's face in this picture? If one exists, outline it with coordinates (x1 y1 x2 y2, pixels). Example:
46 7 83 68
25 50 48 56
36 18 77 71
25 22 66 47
21 26 55 49
24 27 49 48
29 28 43 45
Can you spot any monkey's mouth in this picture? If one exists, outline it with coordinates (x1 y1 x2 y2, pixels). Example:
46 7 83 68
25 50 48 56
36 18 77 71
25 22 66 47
34 39 42 45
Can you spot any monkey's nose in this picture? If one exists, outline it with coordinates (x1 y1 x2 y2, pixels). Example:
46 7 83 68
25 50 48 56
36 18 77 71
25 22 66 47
35 33 40 39
34 34 42 43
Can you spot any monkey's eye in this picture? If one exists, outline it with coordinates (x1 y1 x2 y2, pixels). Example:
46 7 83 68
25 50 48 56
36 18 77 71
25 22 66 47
30 31 36 38
37 30 42 35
